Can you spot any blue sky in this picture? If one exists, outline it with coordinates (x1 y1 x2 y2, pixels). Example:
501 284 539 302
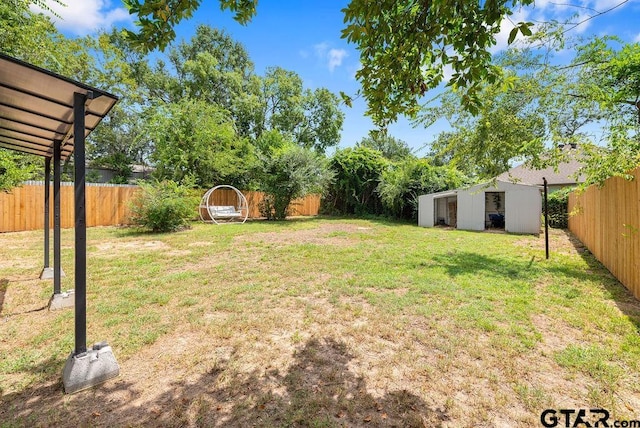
35 0 640 155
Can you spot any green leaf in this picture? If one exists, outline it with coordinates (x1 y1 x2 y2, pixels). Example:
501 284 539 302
520 23 533 37
508 27 519 45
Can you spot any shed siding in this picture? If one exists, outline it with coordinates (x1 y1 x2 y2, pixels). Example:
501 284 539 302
418 194 434 227
505 188 541 234
457 189 485 231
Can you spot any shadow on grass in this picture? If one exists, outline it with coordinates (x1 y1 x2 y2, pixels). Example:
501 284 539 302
559 229 640 332
0 337 448 427
0 277 49 318
430 251 538 280
428 230 640 332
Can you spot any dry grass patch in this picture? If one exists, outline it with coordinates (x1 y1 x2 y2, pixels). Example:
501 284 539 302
234 222 374 248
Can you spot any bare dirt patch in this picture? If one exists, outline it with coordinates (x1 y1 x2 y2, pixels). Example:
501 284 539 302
234 222 374 247
94 240 170 253
0 259 38 270
515 228 586 255
531 314 585 354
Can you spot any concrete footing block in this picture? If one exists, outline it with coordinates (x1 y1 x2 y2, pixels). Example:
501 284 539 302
62 342 120 394
48 290 75 311
40 267 66 280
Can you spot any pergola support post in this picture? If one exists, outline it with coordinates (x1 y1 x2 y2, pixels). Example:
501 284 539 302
62 91 119 394
39 157 53 279
48 140 71 310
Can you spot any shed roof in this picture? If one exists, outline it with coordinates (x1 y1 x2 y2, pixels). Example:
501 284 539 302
431 190 457 198
421 179 541 199
0 53 118 160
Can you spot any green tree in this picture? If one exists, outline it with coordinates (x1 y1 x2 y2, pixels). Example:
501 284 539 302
2 0 87 73
254 129 288 154
134 27 343 153
356 133 413 161
87 105 144 183
423 73 546 180
477 35 640 184
133 24 258 129
86 31 152 182
324 147 388 216
557 37 640 183
378 158 468 220
258 141 332 220
148 98 256 189
544 187 571 229
169 25 255 107
123 0 258 51
122 0 537 126
298 87 344 153
256 67 344 153
341 0 536 126
256 67 305 140
0 150 39 192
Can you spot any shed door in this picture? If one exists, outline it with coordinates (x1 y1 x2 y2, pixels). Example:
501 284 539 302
448 201 457 228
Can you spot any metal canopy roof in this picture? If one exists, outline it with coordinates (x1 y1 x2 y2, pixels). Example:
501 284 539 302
0 53 118 160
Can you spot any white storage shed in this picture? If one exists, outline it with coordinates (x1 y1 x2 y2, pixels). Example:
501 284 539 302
418 180 542 235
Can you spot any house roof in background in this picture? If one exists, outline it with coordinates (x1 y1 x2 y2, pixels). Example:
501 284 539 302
496 148 585 186
0 53 118 160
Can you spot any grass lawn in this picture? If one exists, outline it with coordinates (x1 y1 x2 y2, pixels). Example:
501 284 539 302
0 217 639 427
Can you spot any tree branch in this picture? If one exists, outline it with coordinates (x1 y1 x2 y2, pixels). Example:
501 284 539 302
561 0 629 35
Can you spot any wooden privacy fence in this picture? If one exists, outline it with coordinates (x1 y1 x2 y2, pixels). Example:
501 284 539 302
568 167 640 300
202 189 321 220
1 182 321 233
0 181 139 232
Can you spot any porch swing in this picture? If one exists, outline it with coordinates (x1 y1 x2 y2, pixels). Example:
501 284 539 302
199 185 249 224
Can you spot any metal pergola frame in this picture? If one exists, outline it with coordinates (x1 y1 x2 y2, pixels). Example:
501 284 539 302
0 53 120 393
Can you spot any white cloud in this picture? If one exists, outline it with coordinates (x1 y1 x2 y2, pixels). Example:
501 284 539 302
327 49 348 72
635 32 640 42
572 12 595 34
312 42 348 72
31 0 131 35
591 0 629 10
314 42 329 58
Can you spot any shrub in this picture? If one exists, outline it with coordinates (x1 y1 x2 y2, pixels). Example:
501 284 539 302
544 187 572 229
0 150 38 192
130 180 197 232
258 144 332 220
378 158 469 220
